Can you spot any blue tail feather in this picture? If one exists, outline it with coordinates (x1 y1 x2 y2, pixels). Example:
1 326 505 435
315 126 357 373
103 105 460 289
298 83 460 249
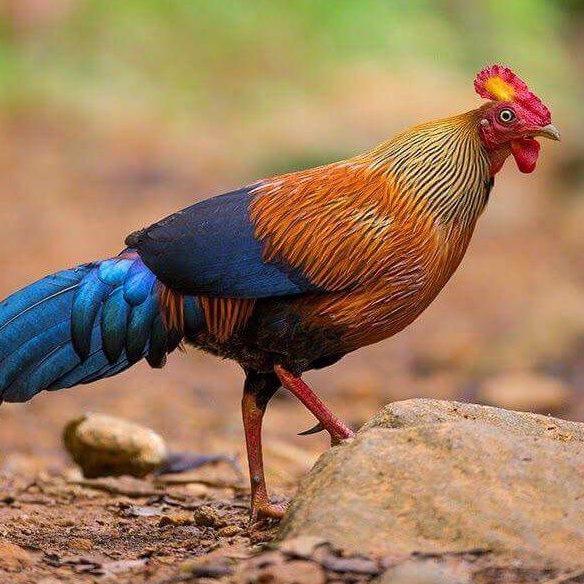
9 337 87 402
146 314 170 368
101 286 131 363
48 315 128 389
0 268 87 333
123 260 155 305
0 271 89 363
0 319 71 391
126 293 158 363
0 250 203 403
71 270 110 359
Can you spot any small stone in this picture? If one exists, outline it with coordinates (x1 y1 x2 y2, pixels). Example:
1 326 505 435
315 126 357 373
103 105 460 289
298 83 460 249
477 372 570 413
125 505 162 518
186 483 210 498
180 556 233 577
279 536 328 558
0 539 33 571
100 558 148 574
218 525 243 537
321 554 379 575
63 413 167 478
380 559 471 584
193 505 226 528
262 559 326 584
67 538 93 550
158 512 194 527
246 550 284 570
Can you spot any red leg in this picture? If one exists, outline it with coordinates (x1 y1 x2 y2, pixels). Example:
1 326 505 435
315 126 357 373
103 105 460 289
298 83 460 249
274 365 355 445
242 372 286 521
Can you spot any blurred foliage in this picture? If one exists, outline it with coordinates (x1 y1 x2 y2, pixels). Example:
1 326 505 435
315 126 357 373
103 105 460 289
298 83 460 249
0 0 579 120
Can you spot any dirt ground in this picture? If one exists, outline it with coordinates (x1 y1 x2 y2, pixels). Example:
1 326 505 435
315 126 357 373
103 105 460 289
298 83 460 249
0 71 583 582
1 470 579 584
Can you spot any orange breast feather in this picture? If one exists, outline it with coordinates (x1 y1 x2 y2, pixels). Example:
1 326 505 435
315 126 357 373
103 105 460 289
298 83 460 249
250 160 477 349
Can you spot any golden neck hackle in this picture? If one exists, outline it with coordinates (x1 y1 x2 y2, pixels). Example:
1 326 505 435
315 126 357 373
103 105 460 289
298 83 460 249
360 107 492 230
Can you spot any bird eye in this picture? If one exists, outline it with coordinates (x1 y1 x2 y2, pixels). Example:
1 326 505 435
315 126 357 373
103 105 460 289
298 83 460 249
498 108 516 124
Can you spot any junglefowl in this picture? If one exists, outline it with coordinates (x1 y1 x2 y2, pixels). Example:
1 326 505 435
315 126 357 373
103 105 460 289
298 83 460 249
0 65 559 520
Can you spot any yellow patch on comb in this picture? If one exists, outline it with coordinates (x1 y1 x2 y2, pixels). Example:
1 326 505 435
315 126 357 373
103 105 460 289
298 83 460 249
484 76 516 102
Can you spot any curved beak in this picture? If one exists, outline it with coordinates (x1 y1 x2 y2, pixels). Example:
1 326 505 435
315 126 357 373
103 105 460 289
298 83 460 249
535 124 561 141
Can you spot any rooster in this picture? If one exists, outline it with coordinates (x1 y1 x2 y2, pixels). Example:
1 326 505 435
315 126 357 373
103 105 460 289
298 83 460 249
0 65 559 519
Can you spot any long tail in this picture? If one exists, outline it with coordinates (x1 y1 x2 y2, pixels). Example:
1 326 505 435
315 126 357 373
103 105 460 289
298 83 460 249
0 250 203 403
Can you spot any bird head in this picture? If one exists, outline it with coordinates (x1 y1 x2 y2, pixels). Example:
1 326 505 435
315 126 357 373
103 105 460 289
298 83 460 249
474 64 559 174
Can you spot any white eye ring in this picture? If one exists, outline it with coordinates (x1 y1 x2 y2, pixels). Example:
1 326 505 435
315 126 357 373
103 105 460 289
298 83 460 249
498 108 516 124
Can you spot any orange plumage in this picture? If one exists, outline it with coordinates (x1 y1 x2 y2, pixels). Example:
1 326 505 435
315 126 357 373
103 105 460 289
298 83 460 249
248 109 490 350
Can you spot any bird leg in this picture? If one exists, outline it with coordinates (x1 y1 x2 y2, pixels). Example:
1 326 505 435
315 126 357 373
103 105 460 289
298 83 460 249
274 365 355 445
242 371 286 521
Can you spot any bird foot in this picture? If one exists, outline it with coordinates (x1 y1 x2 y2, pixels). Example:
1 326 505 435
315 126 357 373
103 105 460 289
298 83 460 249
330 425 355 445
298 421 355 446
274 365 355 446
250 500 288 523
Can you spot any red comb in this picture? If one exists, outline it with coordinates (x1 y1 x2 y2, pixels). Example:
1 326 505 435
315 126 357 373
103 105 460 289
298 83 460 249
474 64 551 125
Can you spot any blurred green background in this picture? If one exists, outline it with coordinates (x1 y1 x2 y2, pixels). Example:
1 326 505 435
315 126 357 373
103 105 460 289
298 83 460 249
1 1 582 197
0 1 583 479
0 1 579 115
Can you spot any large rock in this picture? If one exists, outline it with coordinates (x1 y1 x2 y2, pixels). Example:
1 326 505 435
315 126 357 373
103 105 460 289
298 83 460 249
278 399 584 569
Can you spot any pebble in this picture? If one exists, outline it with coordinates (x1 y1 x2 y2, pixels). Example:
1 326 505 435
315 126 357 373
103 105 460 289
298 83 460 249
63 413 167 478
193 505 226 528
254 559 326 584
280 535 329 559
158 512 194 527
218 525 243 537
185 483 210 498
381 559 471 584
179 557 233 578
321 554 379 575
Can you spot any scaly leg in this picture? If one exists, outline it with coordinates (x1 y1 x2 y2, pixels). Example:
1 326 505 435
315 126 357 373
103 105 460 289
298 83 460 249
274 365 355 445
242 371 286 521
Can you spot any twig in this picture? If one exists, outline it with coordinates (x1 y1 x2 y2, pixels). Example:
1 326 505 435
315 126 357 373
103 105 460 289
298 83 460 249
69 479 165 498
412 547 492 558
154 476 247 491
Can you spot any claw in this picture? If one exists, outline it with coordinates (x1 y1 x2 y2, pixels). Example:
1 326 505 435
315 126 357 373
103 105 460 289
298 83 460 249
298 421 325 436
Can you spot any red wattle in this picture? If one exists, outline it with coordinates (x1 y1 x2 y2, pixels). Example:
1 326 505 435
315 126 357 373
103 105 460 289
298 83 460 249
510 138 540 174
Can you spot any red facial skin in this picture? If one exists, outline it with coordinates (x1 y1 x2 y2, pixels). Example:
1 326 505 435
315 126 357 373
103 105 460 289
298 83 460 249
473 64 556 175
478 101 552 175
